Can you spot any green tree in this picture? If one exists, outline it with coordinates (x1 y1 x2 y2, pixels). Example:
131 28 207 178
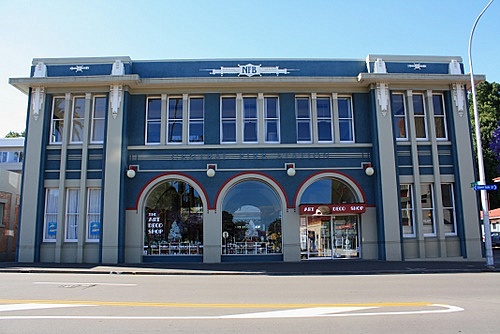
469 81 500 208
4 131 25 138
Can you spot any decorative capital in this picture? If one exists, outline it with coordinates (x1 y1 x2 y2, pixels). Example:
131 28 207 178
110 85 123 119
373 58 387 74
376 83 389 116
452 83 466 117
31 87 45 120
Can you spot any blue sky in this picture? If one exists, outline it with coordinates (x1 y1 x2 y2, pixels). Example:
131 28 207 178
0 0 498 137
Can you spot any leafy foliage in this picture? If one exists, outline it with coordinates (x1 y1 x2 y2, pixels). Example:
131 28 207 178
4 131 25 138
470 81 500 208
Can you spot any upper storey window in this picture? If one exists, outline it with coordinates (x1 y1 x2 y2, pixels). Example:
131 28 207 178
296 95 354 144
391 92 447 141
50 95 107 145
221 95 280 144
50 97 66 144
146 95 204 145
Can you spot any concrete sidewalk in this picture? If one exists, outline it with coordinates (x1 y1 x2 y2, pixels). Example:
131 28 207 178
0 259 498 275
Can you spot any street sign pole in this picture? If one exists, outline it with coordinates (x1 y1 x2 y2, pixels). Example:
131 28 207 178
468 0 495 268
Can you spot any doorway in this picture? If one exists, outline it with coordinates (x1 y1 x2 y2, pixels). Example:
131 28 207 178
300 215 359 259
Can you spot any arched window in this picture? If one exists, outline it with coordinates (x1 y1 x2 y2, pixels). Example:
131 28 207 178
144 180 203 255
301 178 357 204
222 181 282 255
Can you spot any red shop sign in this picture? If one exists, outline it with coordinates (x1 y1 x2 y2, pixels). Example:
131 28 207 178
299 203 366 215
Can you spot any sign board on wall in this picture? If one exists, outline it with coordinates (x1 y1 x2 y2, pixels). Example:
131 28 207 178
299 204 366 215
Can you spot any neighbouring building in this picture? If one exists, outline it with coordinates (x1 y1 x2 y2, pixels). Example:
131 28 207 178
9 55 484 264
0 137 24 261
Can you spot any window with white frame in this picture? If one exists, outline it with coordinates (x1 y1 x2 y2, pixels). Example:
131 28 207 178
317 97 333 142
65 188 80 241
188 97 204 143
264 96 279 143
441 184 456 235
86 188 101 241
167 96 183 144
50 97 66 144
296 97 312 142
243 96 258 143
296 95 354 144
432 94 448 140
91 96 106 143
146 97 161 144
70 97 86 143
420 184 435 235
43 188 59 241
400 184 415 236
221 96 237 143
392 93 408 140
412 93 428 140
338 96 354 142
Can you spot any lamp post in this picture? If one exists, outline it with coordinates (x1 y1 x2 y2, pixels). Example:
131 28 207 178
468 0 495 267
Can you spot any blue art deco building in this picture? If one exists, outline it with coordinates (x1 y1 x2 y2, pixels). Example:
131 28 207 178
10 55 484 264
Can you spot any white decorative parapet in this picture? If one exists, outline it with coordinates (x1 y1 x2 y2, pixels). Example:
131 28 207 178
31 87 44 120
449 60 462 75
373 58 387 74
34 62 47 77
209 63 290 77
111 60 125 75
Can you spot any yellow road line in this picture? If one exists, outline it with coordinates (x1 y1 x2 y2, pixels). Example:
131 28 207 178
0 299 431 309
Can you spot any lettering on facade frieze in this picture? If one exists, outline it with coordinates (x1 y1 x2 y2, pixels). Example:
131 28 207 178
207 63 291 77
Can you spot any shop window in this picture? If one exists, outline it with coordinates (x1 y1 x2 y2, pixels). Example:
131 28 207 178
421 184 435 236
400 184 415 237
43 188 59 241
221 181 282 255
65 188 80 241
301 178 357 204
144 181 203 256
86 188 101 242
441 184 456 235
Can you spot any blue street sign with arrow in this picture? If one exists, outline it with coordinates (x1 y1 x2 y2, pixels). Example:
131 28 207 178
473 184 498 191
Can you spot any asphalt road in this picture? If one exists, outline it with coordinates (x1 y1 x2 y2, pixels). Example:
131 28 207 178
0 272 499 333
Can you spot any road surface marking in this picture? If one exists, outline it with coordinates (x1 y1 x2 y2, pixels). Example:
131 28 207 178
0 301 463 320
33 282 137 287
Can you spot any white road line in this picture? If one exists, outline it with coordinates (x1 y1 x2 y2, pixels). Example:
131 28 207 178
0 303 93 312
0 303 463 320
33 282 137 286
